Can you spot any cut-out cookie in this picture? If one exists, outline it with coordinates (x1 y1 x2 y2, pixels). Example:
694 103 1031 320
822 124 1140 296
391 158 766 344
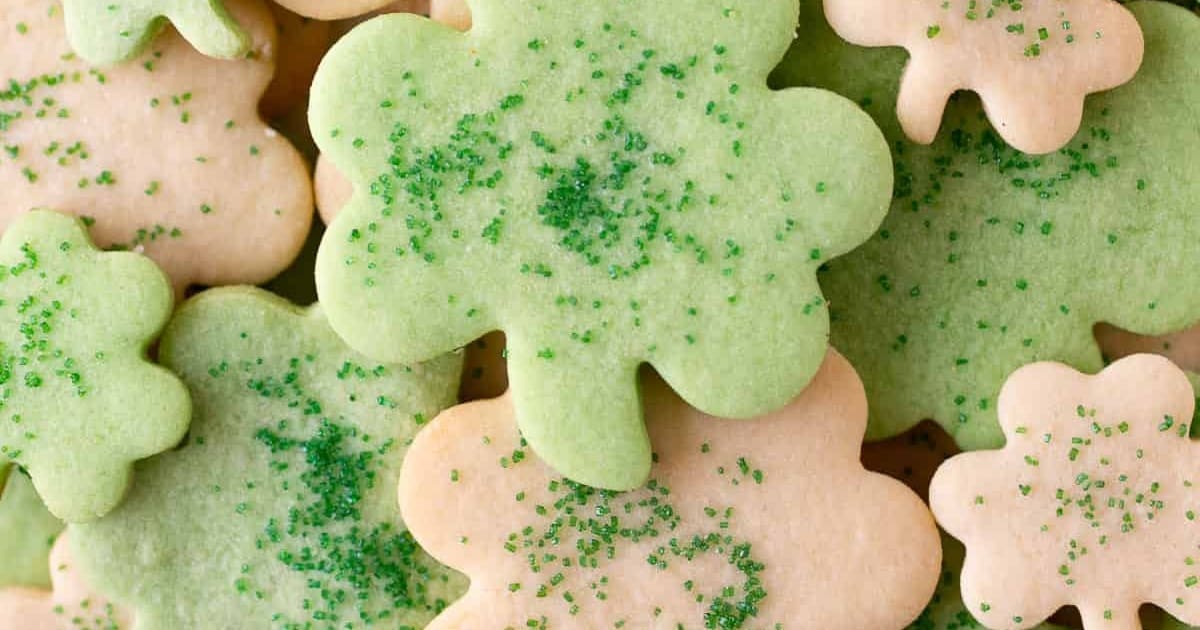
429 0 469 30
312 0 892 490
824 0 1144 154
62 0 248 66
1 0 313 296
0 533 129 630
773 0 1200 451
399 350 941 628
911 534 1075 630
69 287 465 628
862 424 1076 629
258 3 331 120
277 0 420 20
930 354 1200 629
0 469 62 590
0 210 188 523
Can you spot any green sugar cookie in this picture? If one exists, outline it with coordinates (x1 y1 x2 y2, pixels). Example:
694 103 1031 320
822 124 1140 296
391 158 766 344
62 0 248 65
311 0 893 490
0 468 62 589
70 287 465 628
0 209 188 523
773 0 1200 449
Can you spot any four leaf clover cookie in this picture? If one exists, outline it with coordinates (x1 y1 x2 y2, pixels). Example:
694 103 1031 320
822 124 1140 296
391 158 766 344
0 210 189 523
69 288 465 628
61 0 248 66
824 0 1144 154
773 0 1200 451
312 0 893 490
1 0 313 296
931 354 1200 629
400 349 942 628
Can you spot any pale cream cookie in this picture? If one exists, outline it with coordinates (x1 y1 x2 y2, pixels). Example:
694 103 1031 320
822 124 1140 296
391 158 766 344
932 354 1200 629
0 0 313 297
400 350 942 628
824 0 1144 153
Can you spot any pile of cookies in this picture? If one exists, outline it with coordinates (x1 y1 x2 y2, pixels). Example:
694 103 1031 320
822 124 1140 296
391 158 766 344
0 0 1196 628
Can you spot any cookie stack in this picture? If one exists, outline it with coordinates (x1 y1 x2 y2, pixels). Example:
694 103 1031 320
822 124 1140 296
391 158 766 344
0 1 1196 629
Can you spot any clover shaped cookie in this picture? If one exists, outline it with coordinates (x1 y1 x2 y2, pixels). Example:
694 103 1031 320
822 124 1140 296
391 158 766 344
69 288 465 628
930 354 1200 629
399 350 941 629
274 0 409 20
0 533 129 630
824 0 1144 154
61 0 248 65
312 0 893 490
1 0 313 297
0 469 62 590
429 0 469 30
0 210 188 523
772 1 1200 451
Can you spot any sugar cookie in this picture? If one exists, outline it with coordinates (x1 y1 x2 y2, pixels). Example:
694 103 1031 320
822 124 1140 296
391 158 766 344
775 0 1200 451
70 287 464 628
931 354 1200 629
400 350 941 628
1 0 313 296
311 0 892 490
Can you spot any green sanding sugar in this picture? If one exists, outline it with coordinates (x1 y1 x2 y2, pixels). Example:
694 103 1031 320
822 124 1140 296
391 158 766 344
774 0 1200 450
69 287 465 628
0 209 187 523
312 0 892 490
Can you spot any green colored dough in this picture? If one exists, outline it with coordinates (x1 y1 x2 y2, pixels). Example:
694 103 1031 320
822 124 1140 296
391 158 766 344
0 468 62 589
773 0 1200 449
0 209 188 523
311 0 892 490
62 0 248 65
70 287 465 628
909 534 1070 630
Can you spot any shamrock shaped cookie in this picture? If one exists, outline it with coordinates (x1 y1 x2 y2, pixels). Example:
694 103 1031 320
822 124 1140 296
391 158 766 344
1 0 313 297
61 0 249 65
274 0 416 20
861 423 1077 630
824 0 1144 154
773 0 1200 450
399 350 941 629
429 0 469 30
70 288 465 628
931 354 1200 629
0 469 62 590
0 209 188 523
312 0 892 490
0 533 129 630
